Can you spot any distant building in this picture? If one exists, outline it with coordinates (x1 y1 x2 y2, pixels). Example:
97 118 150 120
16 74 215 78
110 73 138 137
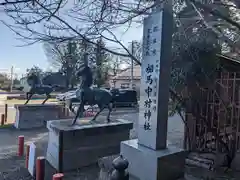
109 65 141 90
20 77 27 86
19 76 30 92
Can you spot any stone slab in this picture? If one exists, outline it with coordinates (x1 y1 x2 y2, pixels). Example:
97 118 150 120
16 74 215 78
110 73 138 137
28 142 36 176
46 117 133 172
121 139 188 180
27 142 42 177
49 129 129 150
47 118 132 133
14 104 69 129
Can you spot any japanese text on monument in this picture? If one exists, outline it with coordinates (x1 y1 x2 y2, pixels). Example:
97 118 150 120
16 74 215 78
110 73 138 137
141 13 161 131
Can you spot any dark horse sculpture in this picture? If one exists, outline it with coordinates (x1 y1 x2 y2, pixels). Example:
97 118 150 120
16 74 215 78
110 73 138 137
24 73 57 105
66 64 113 125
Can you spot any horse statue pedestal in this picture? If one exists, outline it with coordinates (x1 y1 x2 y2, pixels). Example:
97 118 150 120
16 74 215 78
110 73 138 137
46 118 133 172
14 104 70 129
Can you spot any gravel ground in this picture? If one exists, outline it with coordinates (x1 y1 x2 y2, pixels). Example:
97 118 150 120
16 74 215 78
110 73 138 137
0 111 184 180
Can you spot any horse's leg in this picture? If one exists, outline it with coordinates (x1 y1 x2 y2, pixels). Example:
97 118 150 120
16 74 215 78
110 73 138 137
71 102 84 125
24 93 33 105
91 104 105 122
64 99 76 118
24 93 29 105
42 93 50 105
67 99 75 115
106 102 113 123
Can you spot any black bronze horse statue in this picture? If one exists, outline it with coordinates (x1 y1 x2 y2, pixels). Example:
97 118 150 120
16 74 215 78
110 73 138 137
24 73 57 105
66 64 113 125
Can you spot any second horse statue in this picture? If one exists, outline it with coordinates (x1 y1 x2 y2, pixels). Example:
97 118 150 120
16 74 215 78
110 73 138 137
24 73 57 105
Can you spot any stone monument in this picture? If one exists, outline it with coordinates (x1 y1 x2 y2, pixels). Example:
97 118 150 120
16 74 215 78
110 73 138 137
120 1 187 180
14 104 69 129
46 117 133 172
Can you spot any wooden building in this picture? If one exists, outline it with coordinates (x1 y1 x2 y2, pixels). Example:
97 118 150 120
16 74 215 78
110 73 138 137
185 54 240 154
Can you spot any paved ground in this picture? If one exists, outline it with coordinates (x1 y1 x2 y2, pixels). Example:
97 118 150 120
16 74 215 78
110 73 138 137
0 110 184 179
0 112 184 156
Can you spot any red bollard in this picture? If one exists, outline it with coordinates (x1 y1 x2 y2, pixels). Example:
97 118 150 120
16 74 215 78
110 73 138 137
4 104 7 122
25 144 30 168
36 156 45 180
18 135 24 156
52 173 64 180
1 114 4 126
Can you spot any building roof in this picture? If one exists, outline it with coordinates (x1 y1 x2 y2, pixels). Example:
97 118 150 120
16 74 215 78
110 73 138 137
217 53 240 64
110 54 240 81
111 65 141 80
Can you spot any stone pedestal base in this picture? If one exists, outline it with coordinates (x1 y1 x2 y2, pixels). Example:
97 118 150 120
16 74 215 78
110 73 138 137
46 118 133 172
121 139 188 180
14 104 68 129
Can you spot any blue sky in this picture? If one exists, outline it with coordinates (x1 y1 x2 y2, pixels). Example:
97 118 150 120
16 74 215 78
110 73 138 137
0 12 142 78
0 22 49 76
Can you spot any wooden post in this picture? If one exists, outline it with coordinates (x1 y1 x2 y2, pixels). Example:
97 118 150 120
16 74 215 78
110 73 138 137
60 105 64 118
63 103 66 118
36 156 45 180
18 135 24 156
4 104 7 122
64 104 69 117
25 144 30 168
66 108 69 117
1 114 4 126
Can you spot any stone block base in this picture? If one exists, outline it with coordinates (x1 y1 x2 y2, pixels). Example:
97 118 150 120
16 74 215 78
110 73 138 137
121 139 188 180
46 117 133 172
14 104 69 129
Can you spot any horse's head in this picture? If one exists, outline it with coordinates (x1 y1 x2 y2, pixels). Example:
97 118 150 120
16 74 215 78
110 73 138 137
76 64 93 88
27 73 40 86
